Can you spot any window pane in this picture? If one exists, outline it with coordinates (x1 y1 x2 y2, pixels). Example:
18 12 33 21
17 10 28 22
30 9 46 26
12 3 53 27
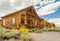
3 20 5 26
12 18 15 24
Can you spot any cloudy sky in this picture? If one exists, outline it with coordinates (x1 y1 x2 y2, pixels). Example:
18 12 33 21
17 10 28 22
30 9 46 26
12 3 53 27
33 0 60 27
0 0 60 27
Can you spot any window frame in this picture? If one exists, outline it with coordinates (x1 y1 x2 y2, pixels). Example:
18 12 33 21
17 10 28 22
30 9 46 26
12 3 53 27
12 18 16 25
3 20 6 26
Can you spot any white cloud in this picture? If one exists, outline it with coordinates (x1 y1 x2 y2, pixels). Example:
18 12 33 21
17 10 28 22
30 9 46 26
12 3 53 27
47 18 60 27
10 0 32 7
39 0 55 7
0 0 59 16
37 1 60 16
33 0 55 7
0 0 32 17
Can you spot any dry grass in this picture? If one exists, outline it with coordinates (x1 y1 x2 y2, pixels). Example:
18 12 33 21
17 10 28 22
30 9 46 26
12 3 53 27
0 27 32 41
48 27 60 32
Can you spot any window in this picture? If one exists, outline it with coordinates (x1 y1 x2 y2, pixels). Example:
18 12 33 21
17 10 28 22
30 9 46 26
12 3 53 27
40 20 41 22
21 19 24 24
12 18 15 25
24 20 27 25
3 20 6 26
35 21 37 26
21 14 25 18
21 14 25 16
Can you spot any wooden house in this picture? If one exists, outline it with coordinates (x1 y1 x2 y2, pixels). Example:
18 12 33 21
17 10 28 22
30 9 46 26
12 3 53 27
39 18 45 28
39 18 55 29
0 20 2 26
0 5 55 29
0 5 40 29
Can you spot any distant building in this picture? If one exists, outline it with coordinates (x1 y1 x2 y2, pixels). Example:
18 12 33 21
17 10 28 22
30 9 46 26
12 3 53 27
39 18 55 29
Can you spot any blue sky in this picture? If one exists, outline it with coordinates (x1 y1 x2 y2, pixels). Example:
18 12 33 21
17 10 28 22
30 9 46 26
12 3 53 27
56 0 60 2
40 7 60 20
42 0 60 19
34 0 60 26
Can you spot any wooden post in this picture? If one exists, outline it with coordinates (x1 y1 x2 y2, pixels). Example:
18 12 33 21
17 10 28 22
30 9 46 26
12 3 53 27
19 12 21 27
24 12 27 25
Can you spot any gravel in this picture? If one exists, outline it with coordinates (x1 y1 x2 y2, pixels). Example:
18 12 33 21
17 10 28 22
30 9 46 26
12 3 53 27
30 32 60 41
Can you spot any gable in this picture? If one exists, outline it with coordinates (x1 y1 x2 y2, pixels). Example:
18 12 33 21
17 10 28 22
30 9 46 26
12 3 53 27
26 6 39 18
1 5 39 19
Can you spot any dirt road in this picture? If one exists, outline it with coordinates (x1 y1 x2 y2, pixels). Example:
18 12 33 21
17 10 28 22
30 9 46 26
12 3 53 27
30 32 60 41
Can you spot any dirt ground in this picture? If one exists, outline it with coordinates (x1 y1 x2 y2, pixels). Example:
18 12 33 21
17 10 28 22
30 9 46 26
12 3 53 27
30 32 60 41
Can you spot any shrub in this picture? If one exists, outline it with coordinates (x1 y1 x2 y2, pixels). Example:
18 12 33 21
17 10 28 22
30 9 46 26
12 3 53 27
0 27 21 40
35 30 42 33
0 27 7 38
19 25 29 35
29 29 36 32
48 27 55 31
4 38 15 41
21 34 32 41
0 26 32 41
54 27 60 32
5 30 21 39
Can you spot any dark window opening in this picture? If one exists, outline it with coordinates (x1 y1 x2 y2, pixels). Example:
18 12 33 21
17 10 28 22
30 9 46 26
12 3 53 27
21 20 24 24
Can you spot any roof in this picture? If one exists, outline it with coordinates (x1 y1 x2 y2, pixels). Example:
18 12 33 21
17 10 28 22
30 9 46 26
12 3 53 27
1 5 39 18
